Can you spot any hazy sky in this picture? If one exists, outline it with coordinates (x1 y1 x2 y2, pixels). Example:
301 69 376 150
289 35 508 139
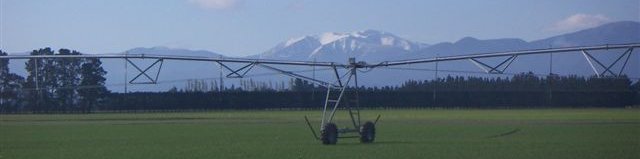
1 0 639 56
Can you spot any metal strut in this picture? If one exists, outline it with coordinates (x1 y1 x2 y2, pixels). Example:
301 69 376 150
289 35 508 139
468 55 517 74
258 64 339 88
581 48 634 77
326 73 353 125
347 65 361 129
332 64 344 87
216 62 257 78
126 58 164 84
319 58 364 135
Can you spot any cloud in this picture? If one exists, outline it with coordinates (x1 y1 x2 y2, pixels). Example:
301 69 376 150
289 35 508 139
188 0 240 10
549 14 611 32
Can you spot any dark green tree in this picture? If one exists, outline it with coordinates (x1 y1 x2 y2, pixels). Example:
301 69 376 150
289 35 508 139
290 78 314 91
0 50 25 113
55 49 83 112
24 48 57 113
631 81 640 105
78 58 108 113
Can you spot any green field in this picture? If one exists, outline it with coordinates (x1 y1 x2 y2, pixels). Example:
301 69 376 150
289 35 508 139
1 109 639 159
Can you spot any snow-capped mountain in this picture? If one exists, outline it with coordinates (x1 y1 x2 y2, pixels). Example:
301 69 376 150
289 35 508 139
257 30 428 62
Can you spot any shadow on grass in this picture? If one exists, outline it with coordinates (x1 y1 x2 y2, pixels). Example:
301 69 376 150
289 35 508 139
486 128 520 138
329 140 421 146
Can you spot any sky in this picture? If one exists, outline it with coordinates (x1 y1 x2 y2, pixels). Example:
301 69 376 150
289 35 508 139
1 0 639 56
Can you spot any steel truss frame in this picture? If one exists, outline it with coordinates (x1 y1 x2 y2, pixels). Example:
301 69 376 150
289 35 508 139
369 43 639 77
581 48 634 77
2 43 639 144
469 55 518 74
126 58 164 84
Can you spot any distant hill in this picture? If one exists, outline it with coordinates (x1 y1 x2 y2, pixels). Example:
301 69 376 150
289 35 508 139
530 21 640 47
124 46 225 57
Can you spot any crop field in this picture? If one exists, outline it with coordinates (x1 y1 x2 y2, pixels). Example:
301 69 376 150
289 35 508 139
1 109 639 159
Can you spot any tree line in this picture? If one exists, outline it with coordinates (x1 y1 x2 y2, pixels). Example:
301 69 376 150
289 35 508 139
104 75 639 111
0 48 108 113
1 48 639 113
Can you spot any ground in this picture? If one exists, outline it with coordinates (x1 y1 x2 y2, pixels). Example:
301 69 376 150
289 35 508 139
1 109 639 159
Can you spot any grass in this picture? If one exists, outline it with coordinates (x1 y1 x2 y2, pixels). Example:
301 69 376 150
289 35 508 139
1 109 639 159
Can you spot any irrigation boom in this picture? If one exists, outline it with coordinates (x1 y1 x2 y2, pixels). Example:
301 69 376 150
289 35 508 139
2 43 639 144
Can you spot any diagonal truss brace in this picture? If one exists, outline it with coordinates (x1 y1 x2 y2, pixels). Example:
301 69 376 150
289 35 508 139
468 55 518 74
320 67 358 130
216 62 257 78
322 72 354 127
581 48 634 77
258 64 342 88
126 58 164 84
258 62 359 132
318 58 364 133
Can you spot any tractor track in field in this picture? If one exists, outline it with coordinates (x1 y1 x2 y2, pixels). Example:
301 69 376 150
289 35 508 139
487 128 521 138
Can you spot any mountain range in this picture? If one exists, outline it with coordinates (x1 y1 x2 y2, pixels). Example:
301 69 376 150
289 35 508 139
6 21 640 92
257 21 639 62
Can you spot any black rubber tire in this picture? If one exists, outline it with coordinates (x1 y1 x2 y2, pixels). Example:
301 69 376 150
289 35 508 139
321 123 338 145
360 121 375 143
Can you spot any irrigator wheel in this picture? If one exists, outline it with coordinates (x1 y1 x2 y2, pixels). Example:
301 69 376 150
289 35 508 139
321 123 338 145
360 121 375 143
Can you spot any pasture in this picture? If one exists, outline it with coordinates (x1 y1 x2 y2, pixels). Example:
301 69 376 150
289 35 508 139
1 109 639 159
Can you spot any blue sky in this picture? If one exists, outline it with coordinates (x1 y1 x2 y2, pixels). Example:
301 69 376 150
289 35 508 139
1 0 638 56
